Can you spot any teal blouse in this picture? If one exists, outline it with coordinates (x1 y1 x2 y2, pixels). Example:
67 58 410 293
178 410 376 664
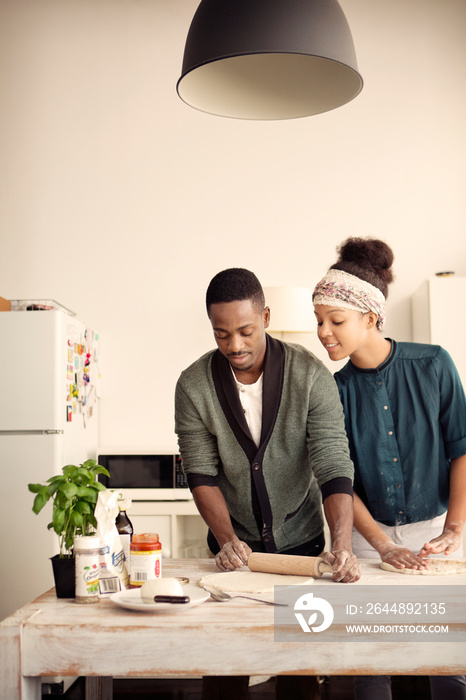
334 341 466 526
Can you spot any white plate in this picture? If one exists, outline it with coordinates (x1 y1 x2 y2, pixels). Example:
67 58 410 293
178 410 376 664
109 585 209 612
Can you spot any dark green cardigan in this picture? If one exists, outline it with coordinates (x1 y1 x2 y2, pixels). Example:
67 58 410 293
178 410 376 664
175 336 353 552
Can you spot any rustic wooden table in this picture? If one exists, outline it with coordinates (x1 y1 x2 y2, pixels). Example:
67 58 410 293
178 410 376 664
1 558 465 700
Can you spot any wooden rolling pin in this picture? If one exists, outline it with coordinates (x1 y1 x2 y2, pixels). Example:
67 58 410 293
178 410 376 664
248 552 334 578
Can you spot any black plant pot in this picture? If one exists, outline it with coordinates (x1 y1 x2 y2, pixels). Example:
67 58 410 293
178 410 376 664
50 554 75 598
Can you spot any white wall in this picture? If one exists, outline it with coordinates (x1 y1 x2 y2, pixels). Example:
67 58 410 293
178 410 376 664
1 0 466 452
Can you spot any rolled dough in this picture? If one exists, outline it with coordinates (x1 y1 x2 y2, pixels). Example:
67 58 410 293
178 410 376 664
199 570 314 593
380 559 466 576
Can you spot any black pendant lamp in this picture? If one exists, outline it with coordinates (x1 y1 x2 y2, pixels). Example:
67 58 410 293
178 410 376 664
176 0 363 120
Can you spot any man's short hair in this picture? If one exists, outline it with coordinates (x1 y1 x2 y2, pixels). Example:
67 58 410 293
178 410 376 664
206 268 265 314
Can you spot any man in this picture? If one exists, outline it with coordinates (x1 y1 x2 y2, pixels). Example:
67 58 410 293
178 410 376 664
175 268 359 699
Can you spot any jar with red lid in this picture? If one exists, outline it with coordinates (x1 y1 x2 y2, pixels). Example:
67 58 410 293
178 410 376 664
129 533 162 588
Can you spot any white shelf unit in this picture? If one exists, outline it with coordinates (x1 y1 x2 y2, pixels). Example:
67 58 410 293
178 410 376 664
412 276 466 388
128 500 209 559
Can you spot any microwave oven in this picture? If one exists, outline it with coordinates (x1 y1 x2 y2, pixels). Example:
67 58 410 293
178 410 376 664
96 452 193 501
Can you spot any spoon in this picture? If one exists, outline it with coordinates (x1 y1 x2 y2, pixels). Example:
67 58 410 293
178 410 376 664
205 588 289 606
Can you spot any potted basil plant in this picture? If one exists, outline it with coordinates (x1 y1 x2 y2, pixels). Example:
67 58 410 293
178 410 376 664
28 459 109 597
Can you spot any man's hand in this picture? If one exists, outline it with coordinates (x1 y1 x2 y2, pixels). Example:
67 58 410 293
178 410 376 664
190 486 251 570
321 549 361 583
215 539 252 571
322 493 360 582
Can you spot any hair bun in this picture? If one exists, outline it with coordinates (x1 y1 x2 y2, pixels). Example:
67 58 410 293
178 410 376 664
329 237 395 298
336 237 394 286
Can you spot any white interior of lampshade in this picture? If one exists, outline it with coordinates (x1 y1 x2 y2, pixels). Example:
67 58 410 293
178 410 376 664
177 53 363 120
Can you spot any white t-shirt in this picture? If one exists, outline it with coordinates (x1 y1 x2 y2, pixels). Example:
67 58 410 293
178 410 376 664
231 369 263 448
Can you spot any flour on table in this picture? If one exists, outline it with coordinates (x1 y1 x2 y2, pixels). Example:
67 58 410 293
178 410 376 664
380 559 466 576
199 570 314 593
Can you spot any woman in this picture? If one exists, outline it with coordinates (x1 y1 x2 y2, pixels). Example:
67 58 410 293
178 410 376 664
313 237 466 700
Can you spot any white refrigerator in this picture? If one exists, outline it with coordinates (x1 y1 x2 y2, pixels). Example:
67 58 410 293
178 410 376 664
0 307 101 621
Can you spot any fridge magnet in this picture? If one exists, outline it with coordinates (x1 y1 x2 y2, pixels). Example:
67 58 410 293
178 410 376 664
67 364 74 380
72 401 77 414
66 405 72 422
68 348 73 363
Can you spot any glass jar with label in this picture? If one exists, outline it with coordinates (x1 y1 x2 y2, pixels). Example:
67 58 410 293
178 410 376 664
74 535 100 604
129 533 162 588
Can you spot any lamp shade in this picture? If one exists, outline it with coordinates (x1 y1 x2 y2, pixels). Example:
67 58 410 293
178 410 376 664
176 0 363 120
264 287 314 333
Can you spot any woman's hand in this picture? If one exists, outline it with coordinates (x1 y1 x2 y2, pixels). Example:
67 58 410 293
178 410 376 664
418 528 462 558
378 543 428 570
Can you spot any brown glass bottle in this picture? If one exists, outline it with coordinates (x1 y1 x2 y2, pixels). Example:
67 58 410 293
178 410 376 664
115 498 133 574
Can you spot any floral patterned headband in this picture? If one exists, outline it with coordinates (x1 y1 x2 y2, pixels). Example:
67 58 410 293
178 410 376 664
312 268 386 330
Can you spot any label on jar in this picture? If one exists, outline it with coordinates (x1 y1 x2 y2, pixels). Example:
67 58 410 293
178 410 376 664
75 551 100 603
129 549 162 587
